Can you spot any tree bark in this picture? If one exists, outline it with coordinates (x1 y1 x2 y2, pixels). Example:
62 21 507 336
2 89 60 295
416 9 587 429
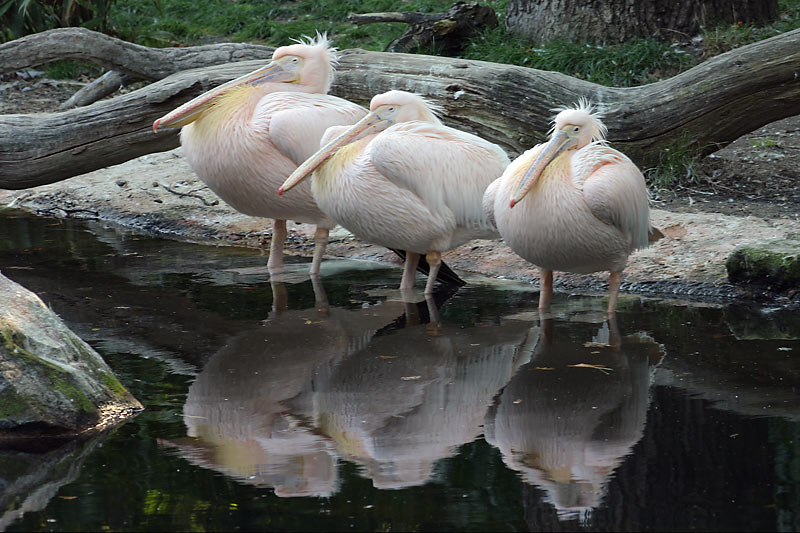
0 27 799 190
349 1 498 55
0 27 274 80
58 70 133 110
506 0 779 45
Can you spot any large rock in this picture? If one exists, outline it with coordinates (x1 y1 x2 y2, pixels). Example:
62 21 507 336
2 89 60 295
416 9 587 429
726 239 800 292
0 272 142 437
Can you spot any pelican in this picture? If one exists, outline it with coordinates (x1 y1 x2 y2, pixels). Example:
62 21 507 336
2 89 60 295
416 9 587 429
279 90 510 294
152 34 367 275
485 101 662 313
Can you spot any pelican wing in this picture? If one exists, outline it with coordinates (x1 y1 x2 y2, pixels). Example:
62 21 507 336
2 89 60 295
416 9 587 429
259 92 367 167
577 145 651 250
368 121 510 232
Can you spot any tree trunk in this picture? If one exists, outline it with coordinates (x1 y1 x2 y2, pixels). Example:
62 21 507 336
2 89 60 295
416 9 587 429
506 0 779 45
0 27 799 190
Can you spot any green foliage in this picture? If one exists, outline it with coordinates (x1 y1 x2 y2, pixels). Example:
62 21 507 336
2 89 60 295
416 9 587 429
749 136 780 149
701 0 800 56
42 58 104 79
0 0 118 41
465 29 695 86
645 133 699 190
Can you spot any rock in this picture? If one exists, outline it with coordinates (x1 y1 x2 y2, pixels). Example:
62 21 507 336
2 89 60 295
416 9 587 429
0 272 142 438
726 240 800 291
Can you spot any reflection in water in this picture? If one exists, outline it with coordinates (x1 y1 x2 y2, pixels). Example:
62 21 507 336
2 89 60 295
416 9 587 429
485 316 665 522
310 309 533 489
165 275 535 495
164 276 412 497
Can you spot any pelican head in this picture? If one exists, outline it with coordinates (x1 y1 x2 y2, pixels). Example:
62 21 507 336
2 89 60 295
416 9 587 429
153 33 337 132
279 90 442 195
509 101 607 208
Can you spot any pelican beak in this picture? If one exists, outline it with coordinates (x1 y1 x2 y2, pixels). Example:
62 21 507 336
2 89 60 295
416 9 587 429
153 56 301 132
509 128 576 208
278 108 390 195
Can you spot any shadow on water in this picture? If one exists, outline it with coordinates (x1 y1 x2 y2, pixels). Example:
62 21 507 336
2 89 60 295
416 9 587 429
1 209 800 531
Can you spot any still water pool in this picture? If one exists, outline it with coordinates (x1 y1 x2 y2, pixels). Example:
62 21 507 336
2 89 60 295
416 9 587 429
1 210 799 532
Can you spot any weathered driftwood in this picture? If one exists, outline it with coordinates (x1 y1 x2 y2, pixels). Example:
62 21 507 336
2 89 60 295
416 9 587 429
0 27 275 80
1 27 799 190
349 1 498 54
58 70 133 110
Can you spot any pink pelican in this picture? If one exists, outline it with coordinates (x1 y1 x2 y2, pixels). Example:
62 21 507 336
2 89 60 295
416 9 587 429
485 102 661 313
152 34 366 275
279 90 510 294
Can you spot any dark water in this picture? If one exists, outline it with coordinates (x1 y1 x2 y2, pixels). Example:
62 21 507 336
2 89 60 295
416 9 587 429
1 210 799 532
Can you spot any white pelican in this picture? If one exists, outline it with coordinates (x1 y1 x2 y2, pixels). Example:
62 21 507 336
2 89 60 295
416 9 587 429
485 102 662 313
153 34 367 275
279 90 510 294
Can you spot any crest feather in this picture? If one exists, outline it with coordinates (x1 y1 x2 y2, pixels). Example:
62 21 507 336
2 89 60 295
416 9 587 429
291 31 339 82
548 98 608 143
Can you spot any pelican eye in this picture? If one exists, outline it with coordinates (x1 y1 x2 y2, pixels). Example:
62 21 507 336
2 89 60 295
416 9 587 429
572 126 580 133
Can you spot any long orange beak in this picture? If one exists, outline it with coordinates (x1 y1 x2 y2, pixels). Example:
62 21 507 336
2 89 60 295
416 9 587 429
509 129 575 208
278 109 389 195
152 57 300 132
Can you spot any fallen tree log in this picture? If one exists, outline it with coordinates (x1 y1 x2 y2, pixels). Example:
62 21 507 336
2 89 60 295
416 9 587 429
348 1 498 55
0 27 274 80
1 27 799 190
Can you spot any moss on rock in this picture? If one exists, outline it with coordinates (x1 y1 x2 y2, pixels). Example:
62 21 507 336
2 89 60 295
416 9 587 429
0 273 143 436
726 240 800 291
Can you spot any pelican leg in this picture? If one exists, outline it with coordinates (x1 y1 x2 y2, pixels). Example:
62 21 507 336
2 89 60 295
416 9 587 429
310 273 329 317
270 279 288 314
538 269 553 311
400 251 420 290
425 294 442 336
268 219 288 271
310 226 329 276
607 271 622 315
424 251 442 295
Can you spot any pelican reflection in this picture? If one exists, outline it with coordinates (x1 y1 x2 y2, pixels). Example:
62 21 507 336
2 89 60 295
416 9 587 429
309 313 534 489
164 276 415 497
485 316 664 521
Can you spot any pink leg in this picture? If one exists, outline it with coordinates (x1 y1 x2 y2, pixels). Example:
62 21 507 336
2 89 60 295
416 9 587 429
270 279 288 314
310 273 329 317
268 219 287 271
538 269 553 311
400 251 420 290
608 271 622 314
310 226 329 276
423 251 442 295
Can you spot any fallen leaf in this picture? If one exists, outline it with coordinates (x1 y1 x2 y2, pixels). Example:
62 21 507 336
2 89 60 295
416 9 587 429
583 341 610 348
568 363 613 375
534 366 555 371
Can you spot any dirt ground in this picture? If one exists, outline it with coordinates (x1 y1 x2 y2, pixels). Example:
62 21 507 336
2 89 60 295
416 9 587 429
1 72 799 306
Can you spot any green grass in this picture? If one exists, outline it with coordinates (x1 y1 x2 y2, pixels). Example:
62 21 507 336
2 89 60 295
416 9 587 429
463 31 695 86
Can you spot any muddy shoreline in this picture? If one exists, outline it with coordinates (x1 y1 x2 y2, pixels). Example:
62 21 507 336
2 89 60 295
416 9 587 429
2 148 797 308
